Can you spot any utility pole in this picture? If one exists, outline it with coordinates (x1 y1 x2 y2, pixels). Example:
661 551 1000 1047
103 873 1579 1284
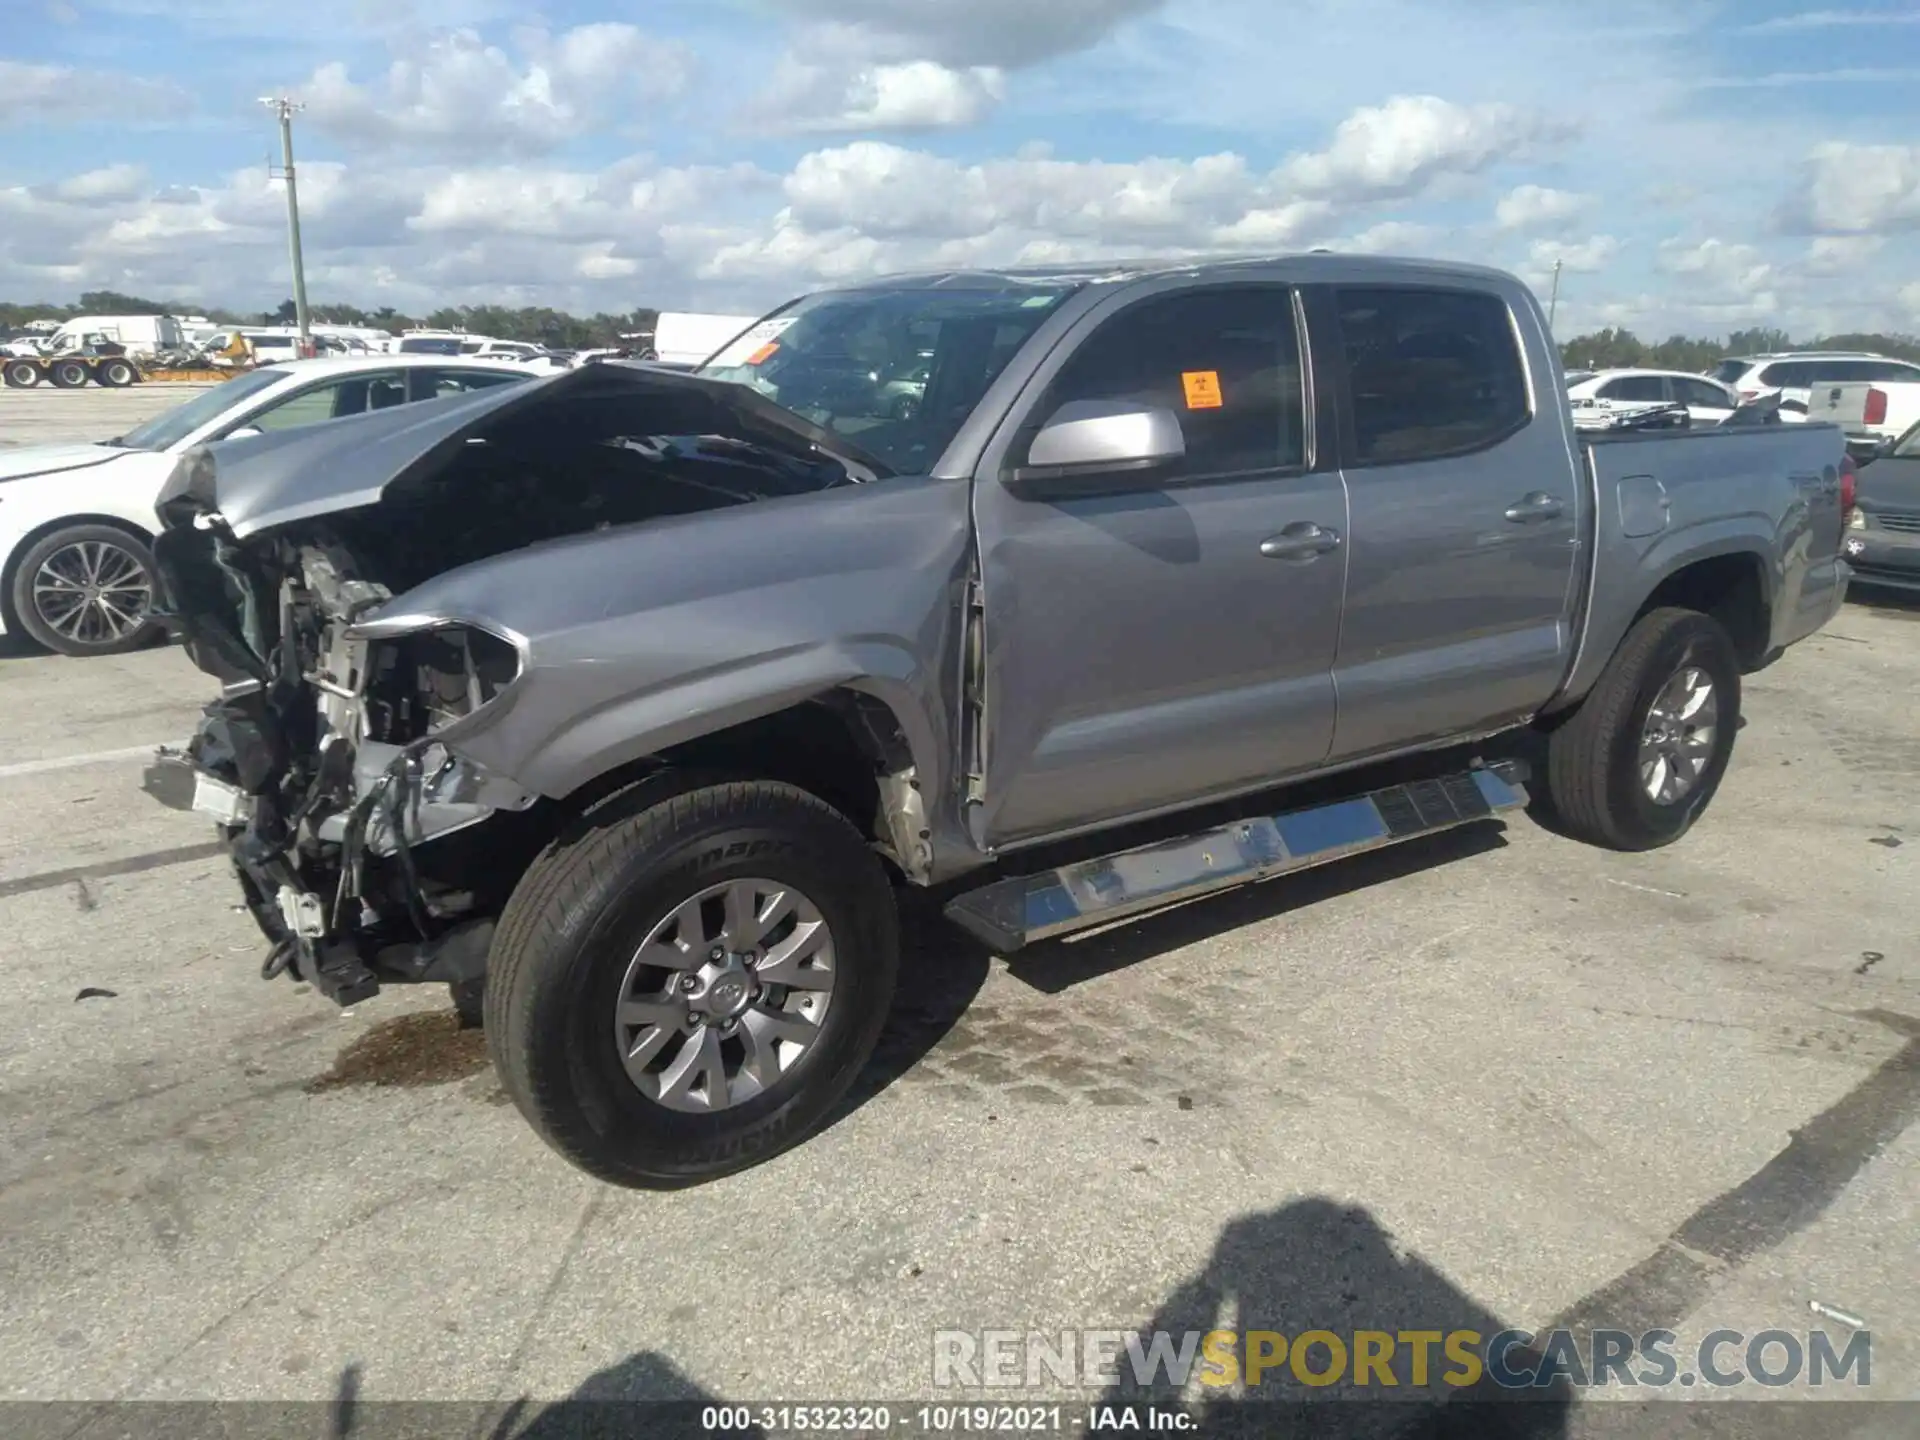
1547 259 1563 333
259 97 311 352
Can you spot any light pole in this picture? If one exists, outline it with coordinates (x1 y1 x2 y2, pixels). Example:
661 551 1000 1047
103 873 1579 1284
259 97 311 351
1547 259 1563 333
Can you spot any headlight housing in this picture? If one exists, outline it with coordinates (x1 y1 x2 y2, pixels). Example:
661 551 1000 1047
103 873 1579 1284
358 624 523 743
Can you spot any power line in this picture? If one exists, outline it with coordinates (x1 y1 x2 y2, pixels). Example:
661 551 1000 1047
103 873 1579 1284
259 97 311 348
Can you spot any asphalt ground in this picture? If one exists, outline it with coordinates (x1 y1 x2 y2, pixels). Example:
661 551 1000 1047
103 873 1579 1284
0 383 1915 1438
0 379 221 448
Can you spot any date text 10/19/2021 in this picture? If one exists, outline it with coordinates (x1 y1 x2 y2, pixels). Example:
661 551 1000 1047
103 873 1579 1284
700 1406 1188 1433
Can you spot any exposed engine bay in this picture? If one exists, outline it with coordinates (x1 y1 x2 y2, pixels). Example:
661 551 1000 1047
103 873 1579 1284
143 367 875 1005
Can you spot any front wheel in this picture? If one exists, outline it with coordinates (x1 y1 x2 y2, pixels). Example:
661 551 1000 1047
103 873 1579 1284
1540 607 1742 851
98 358 137 387
484 778 899 1188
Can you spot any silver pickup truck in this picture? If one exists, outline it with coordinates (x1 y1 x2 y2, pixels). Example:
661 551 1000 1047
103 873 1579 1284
143 255 1854 1188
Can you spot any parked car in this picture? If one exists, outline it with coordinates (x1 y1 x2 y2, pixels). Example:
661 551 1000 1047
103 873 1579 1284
0 357 536 656
1710 352 1920 417
1566 368 1741 427
144 255 1852 1189
1843 419 1920 592
1809 379 1920 461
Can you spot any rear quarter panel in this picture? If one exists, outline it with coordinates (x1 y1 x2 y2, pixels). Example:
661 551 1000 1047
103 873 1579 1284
1555 423 1848 707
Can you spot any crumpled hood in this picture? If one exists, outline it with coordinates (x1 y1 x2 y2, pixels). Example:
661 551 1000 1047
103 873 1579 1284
156 360 885 540
0 443 128 483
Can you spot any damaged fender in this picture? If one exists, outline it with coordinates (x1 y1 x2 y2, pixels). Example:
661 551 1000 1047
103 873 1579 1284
147 360 975 997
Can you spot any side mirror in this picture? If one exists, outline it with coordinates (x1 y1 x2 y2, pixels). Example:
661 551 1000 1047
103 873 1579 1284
1009 400 1185 492
224 425 263 440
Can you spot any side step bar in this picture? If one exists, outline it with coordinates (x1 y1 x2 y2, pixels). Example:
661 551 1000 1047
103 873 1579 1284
943 761 1529 953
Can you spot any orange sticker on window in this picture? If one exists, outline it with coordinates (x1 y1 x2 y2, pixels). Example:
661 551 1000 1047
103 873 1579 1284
1182 370 1223 409
745 341 781 365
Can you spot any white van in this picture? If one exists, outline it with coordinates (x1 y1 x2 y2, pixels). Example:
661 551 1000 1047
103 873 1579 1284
47 315 186 357
651 313 758 368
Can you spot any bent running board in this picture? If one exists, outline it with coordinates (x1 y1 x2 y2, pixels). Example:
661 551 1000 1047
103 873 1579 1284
943 761 1529 953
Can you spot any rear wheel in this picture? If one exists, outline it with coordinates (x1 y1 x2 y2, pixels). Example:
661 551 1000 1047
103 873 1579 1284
485 778 899 1188
5 359 41 388
1540 607 1741 851
49 359 89 389
98 358 137 387
8 523 163 657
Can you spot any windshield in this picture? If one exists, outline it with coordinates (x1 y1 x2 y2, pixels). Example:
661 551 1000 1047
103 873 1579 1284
400 337 463 355
114 369 288 451
1893 421 1920 459
698 283 1077 475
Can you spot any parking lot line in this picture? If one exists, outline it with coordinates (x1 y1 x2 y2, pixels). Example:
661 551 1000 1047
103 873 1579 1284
0 743 164 780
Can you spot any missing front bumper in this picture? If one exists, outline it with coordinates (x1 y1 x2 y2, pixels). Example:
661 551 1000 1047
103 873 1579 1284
141 747 253 826
144 739 504 1009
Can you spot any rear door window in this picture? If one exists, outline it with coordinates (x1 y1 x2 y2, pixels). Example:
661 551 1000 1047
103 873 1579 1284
408 368 531 402
242 372 404 432
1759 362 1817 388
1861 360 1920 383
1677 378 1735 410
1333 287 1530 464
1597 375 1667 402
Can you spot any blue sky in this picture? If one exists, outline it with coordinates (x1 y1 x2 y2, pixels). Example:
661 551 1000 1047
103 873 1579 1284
3 0 1917 335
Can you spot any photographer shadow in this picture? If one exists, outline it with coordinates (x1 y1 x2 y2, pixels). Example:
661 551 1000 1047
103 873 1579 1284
1088 1197 1572 1439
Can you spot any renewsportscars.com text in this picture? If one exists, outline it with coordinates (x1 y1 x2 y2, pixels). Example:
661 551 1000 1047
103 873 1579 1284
933 1327 1872 1391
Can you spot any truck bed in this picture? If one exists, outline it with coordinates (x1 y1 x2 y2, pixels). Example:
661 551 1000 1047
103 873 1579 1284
1554 420 1849 710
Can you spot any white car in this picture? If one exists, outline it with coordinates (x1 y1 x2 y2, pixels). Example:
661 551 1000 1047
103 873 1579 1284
1709 352 1920 415
1566 368 1743 427
0 356 536 657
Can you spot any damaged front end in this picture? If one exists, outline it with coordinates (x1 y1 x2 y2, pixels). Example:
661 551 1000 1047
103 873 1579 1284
140 363 882 1007
145 486 533 1004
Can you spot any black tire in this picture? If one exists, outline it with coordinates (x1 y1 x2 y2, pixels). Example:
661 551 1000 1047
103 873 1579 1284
1540 607 1741 851
484 778 899 1188
6 523 164 657
49 359 89 389
98 358 137 388
5 359 41 388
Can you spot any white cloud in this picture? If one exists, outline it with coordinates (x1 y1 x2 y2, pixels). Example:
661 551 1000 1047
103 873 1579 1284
1805 235 1885 274
47 165 150 205
1531 235 1621 274
752 0 1157 129
0 60 192 124
1655 238 1777 316
758 58 1006 132
1279 96 1570 203
1331 221 1443 255
765 0 1162 68
779 142 1262 244
297 23 691 157
1496 184 1589 233
1902 282 1920 323
1742 8 1920 32
1779 142 1920 235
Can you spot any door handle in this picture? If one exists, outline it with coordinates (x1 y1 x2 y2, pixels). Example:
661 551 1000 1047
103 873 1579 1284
1504 492 1564 523
1259 523 1342 560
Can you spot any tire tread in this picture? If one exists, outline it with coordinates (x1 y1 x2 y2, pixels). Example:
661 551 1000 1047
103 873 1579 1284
1543 606 1738 851
483 776 894 1187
